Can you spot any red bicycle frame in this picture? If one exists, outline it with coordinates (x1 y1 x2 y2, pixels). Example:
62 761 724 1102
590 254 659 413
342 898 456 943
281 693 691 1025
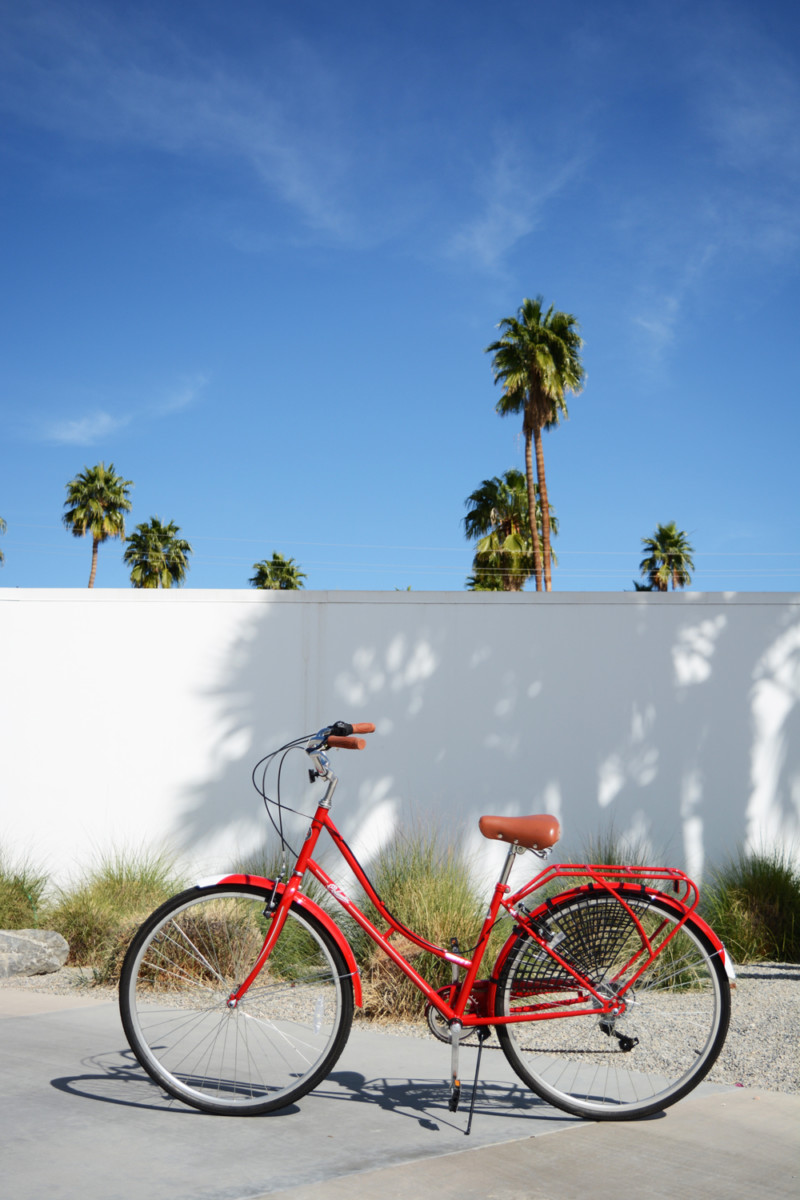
227 791 715 1029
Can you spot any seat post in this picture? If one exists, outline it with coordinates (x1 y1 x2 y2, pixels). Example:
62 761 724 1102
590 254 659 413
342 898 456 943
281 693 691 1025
497 842 524 889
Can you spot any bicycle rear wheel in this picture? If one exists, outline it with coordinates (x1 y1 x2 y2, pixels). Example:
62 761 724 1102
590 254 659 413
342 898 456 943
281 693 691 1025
120 884 353 1114
495 889 730 1119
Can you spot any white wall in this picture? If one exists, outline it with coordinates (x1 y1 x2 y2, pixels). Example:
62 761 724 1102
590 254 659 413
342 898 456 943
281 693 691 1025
1 589 798 890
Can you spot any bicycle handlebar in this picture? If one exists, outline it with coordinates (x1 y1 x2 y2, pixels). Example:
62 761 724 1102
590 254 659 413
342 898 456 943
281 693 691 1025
305 720 374 763
326 735 367 750
323 720 375 741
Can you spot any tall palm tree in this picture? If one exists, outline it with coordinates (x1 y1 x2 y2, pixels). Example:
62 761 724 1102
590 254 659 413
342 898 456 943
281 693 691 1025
463 469 557 592
465 570 505 591
123 518 193 588
486 297 584 591
638 522 695 591
249 553 306 590
0 516 6 565
62 462 133 587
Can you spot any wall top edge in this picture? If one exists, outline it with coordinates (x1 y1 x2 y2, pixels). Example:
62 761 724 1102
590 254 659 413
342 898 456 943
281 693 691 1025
1 588 798 607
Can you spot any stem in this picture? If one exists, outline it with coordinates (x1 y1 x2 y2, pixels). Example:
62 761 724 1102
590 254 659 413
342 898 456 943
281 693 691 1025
88 537 99 588
533 424 552 591
524 417 543 591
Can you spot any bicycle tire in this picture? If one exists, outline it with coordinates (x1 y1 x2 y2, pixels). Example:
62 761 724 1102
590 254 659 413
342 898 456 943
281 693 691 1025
494 888 730 1120
119 884 354 1115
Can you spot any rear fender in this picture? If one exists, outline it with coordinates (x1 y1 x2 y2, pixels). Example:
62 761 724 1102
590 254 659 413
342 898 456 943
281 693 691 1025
196 872 363 1005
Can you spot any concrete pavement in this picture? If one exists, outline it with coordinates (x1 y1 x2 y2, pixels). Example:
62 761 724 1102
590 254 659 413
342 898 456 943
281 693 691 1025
1 988 797 1200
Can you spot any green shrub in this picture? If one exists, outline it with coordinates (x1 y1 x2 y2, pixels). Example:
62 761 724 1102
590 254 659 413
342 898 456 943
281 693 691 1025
0 852 48 928
702 847 800 963
45 848 183 981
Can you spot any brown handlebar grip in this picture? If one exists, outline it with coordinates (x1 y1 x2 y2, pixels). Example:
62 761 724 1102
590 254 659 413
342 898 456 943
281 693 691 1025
351 723 376 734
326 735 367 750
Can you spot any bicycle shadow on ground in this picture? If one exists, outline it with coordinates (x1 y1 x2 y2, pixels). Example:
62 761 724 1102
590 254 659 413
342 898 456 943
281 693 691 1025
321 1068 580 1135
46 1044 576 1134
735 965 800 982
48 1045 299 1117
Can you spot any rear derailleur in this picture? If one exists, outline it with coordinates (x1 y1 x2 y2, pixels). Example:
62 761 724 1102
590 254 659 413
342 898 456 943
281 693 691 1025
599 1018 639 1052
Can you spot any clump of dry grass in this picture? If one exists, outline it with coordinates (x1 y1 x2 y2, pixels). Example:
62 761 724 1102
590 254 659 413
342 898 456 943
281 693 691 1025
557 825 665 891
45 848 184 982
354 826 486 1021
701 847 800 963
0 850 48 928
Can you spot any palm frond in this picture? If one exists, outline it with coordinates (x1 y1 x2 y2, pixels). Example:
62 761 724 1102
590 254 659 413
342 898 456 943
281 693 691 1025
249 552 306 590
463 468 557 591
123 517 192 588
638 522 694 590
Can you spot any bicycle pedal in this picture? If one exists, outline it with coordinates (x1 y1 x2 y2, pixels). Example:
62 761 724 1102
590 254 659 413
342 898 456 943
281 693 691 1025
449 1080 461 1112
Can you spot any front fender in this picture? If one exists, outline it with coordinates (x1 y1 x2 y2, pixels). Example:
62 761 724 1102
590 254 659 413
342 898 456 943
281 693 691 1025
196 873 363 1006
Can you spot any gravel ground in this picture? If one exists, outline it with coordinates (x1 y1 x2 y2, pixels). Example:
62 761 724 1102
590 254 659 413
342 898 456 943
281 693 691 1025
706 962 800 1095
2 960 797 1096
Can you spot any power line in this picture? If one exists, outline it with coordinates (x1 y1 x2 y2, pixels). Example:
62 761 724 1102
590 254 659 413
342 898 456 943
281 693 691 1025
6 525 800 558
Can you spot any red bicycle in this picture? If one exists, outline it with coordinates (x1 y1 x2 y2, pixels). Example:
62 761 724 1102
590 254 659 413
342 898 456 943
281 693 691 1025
120 721 733 1120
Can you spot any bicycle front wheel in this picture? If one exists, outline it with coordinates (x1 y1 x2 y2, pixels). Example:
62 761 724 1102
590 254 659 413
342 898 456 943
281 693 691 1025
495 889 730 1120
120 884 354 1115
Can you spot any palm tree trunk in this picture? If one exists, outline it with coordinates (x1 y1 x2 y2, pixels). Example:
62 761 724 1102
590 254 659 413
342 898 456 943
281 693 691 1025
88 537 100 588
533 425 552 591
524 423 543 591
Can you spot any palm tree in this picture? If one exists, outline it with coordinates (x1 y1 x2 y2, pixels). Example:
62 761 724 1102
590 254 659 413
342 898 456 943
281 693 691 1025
62 462 133 587
249 553 306 590
123 518 193 588
638 522 695 591
465 570 505 591
486 297 584 591
0 516 6 565
463 469 557 592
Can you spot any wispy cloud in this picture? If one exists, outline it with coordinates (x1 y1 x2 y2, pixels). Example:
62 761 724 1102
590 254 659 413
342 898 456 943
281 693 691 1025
33 372 208 445
445 147 586 275
675 5 800 262
0 5 356 241
632 244 718 356
692 20 800 179
0 4 591 266
550 4 800 365
633 303 679 355
152 373 208 417
43 409 132 445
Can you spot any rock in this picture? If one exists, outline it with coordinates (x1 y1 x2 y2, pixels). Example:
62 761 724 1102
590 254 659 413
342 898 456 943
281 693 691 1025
0 930 69 978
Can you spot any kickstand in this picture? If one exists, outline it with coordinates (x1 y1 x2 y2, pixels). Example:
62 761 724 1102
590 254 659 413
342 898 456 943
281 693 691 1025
464 1028 490 1136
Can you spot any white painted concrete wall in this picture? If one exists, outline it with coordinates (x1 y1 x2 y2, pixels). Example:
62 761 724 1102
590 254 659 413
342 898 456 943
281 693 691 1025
1 589 798 890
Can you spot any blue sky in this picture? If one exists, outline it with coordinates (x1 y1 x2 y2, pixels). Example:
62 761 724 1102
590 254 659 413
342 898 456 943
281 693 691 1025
1 0 798 591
